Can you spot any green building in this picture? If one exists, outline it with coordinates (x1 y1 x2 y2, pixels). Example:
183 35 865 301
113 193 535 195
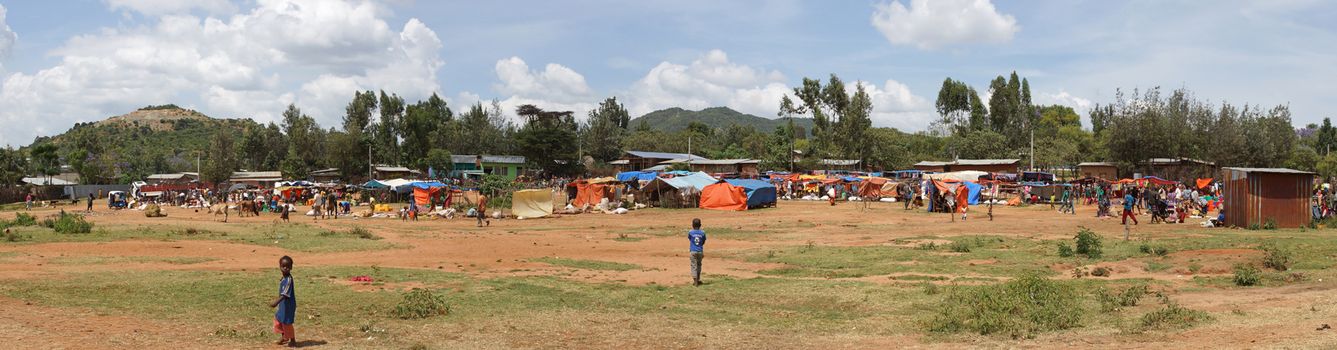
450 155 527 180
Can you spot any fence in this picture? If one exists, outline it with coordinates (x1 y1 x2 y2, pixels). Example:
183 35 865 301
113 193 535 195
64 185 134 200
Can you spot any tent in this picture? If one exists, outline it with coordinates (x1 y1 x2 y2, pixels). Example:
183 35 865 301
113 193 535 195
511 189 554 218
724 179 777 209
641 172 716 208
362 180 389 189
1195 178 1213 189
699 182 748 211
569 181 610 208
616 171 659 182
930 180 982 206
856 177 891 198
410 181 449 206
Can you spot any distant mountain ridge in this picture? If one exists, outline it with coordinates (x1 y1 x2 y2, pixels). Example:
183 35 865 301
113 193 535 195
632 107 812 137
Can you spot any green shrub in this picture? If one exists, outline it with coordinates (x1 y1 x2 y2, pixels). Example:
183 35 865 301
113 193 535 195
1259 243 1291 271
928 274 1083 339
45 212 92 234
1138 243 1151 254
1247 223 1261 230
1261 218 1277 230
1233 264 1260 286
916 242 938 250
921 282 940 295
1151 246 1169 257
1057 243 1074 257
11 213 37 226
948 241 972 253
393 288 450 319
1138 303 1212 331
1074 227 1102 259
1096 285 1147 312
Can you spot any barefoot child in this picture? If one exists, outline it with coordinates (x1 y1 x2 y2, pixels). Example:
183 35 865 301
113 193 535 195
688 218 707 286
269 256 297 347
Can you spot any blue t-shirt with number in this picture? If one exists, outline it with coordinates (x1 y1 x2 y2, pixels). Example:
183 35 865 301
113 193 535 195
276 276 296 324
688 229 706 253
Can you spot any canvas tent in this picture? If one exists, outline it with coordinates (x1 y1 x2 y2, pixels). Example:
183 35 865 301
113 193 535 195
640 172 716 208
512 189 555 218
724 179 777 209
699 182 748 211
924 171 988 183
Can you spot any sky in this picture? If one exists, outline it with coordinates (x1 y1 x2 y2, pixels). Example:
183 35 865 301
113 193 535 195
0 0 1335 146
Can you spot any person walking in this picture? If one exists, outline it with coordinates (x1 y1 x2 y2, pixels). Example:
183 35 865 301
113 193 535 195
1121 191 1139 225
688 218 707 286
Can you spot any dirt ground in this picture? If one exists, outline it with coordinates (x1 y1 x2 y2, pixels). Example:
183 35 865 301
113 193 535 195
2 200 1336 349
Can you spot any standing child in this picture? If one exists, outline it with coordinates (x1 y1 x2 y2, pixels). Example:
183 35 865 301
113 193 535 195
269 256 297 347
86 193 95 212
477 193 490 227
280 202 290 223
688 218 707 286
956 186 969 221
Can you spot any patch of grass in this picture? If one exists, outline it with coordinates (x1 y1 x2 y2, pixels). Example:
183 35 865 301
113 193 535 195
927 274 1084 339
891 275 949 281
5 222 401 252
320 226 381 240
1096 285 1147 312
948 241 972 253
1057 243 1074 257
1136 302 1212 331
11 212 37 226
921 282 940 295
745 238 1056 279
49 256 216 265
532 257 641 271
40 212 93 234
916 242 938 250
1144 261 1171 272
1233 264 1261 286
392 288 450 319
1260 243 1291 271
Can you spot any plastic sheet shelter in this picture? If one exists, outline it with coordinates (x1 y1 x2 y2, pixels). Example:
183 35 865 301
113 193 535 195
511 189 555 218
410 181 448 206
569 181 611 207
857 177 890 198
724 179 777 209
923 171 988 183
1221 168 1314 228
616 171 659 182
699 182 748 211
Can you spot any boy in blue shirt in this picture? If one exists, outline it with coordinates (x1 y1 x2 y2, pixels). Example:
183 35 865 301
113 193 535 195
269 256 297 347
688 218 707 286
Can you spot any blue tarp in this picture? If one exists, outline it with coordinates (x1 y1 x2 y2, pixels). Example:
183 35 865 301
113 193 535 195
841 176 863 182
963 181 982 205
409 181 448 189
362 180 388 189
725 179 777 209
676 172 718 191
663 170 693 176
616 171 659 182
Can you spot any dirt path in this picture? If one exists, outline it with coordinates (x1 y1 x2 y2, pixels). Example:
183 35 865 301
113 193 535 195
0 297 234 350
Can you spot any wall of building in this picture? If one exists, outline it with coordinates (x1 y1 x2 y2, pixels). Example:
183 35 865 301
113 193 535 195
950 164 1018 173
1079 166 1118 180
1224 170 1312 228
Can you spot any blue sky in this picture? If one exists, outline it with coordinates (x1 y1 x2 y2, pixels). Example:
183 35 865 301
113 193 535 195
0 0 1335 146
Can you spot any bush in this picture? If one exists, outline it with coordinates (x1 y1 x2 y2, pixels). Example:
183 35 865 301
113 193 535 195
1151 246 1169 257
1074 227 1102 259
11 213 37 227
1259 243 1291 271
393 288 450 319
1057 243 1074 257
1233 264 1260 286
928 274 1083 339
1138 303 1212 331
1261 218 1277 230
948 241 972 253
1096 285 1147 312
319 226 381 240
44 212 92 234
916 242 937 250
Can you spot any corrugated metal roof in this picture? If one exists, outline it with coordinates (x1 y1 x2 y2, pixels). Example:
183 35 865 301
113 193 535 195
688 159 760 165
954 159 1020 166
821 159 861 166
1223 167 1315 175
1146 157 1216 166
625 150 706 160
913 161 952 167
450 155 527 164
22 177 76 186
1077 162 1116 167
607 159 630 165
230 171 281 179
146 173 196 180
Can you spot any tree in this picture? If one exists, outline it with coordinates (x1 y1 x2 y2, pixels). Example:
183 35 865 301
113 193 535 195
583 97 630 162
946 129 1009 160
202 129 238 185
28 143 60 184
514 104 579 176
423 149 454 178
280 104 324 178
375 91 405 164
1318 117 1336 155
1319 153 1337 180
786 74 876 166
402 94 451 170
0 147 29 187
934 78 987 135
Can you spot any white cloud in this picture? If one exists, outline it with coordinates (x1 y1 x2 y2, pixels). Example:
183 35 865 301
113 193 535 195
626 49 787 117
0 4 16 62
1035 90 1093 114
487 57 597 122
855 79 934 131
105 0 238 16
871 0 1018 50
0 0 444 144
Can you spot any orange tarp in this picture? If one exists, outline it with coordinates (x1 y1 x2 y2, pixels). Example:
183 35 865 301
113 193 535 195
571 182 609 207
699 183 747 211
1196 178 1213 189
413 187 443 206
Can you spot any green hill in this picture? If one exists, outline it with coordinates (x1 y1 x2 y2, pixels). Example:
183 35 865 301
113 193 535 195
632 107 813 137
31 105 262 183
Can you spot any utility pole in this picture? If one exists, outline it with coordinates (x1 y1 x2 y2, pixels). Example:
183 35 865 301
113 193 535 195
367 143 373 180
688 135 693 170
1029 127 1035 171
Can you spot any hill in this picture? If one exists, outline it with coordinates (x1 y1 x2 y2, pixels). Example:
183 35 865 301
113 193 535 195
32 105 262 183
632 107 813 137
